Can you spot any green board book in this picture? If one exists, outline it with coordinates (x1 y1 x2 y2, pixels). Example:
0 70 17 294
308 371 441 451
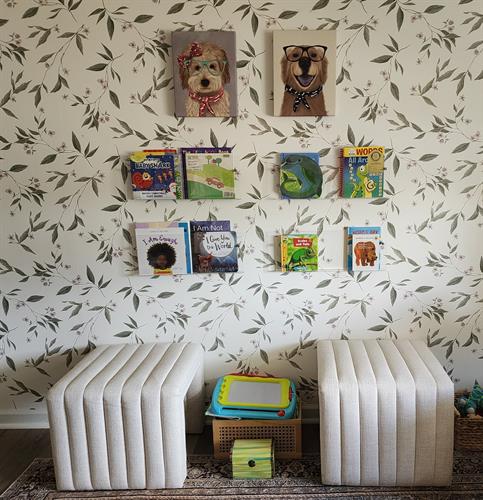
280 234 318 272
185 151 235 199
280 152 322 199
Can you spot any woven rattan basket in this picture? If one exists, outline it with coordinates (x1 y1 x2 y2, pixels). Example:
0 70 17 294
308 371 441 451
212 403 301 459
454 407 483 451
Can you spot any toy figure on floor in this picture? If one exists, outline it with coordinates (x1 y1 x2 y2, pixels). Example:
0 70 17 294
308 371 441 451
456 382 483 417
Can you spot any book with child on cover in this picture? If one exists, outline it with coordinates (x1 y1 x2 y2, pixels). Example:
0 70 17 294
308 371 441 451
135 223 189 275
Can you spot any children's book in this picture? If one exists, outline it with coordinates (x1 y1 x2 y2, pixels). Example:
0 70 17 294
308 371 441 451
280 152 322 199
190 220 238 273
130 150 181 200
280 234 318 272
340 146 384 198
182 148 235 199
347 227 382 272
142 150 185 199
190 220 231 233
185 151 235 200
135 223 190 275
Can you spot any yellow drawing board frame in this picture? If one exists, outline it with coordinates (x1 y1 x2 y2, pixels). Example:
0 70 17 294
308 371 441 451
217 375 291 409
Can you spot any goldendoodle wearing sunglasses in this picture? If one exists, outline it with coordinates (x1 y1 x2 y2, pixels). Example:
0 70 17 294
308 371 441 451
177 41 231 117
280 44 328 116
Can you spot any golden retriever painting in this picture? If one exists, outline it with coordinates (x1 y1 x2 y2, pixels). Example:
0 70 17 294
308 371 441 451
273 30 336 117
172 32 237 118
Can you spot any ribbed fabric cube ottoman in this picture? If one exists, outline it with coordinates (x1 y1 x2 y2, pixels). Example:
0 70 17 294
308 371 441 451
47 342 204 491
317 339 453 486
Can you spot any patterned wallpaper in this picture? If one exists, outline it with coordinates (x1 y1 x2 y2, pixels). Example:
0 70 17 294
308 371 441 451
0 0 482 417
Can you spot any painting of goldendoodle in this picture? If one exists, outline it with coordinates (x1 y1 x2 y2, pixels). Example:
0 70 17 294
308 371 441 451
273 30 336 117
173 31 237 117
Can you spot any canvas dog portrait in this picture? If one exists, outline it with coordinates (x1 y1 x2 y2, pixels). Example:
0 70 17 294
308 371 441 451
273 30 336 117
172 31 237 117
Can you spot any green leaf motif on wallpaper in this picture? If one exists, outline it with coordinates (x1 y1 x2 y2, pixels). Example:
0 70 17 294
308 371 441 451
0 0 481 413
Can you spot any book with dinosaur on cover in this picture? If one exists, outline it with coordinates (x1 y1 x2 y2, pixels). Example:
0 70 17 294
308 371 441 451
135 223 190 276
280 152 322 199
130 150 182 200
190 220 238 273
280 234 318 272
184 150 235 199
347 226 382 272
340 146 384 198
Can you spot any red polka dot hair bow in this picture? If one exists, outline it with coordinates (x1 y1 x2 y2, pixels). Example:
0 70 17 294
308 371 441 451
177 42 203 69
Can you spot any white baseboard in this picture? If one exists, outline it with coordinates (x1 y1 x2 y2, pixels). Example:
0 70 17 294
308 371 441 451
0 403 319 429
0 412 49 429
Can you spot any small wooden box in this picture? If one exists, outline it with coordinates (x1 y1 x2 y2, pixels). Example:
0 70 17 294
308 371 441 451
212 403 302 459
231 439 274 479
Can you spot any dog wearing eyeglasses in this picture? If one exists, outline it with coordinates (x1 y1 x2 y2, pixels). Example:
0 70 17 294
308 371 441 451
177 42 231 117
280 45 328 116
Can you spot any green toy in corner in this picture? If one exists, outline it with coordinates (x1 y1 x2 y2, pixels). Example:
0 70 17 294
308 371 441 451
456 382 483 417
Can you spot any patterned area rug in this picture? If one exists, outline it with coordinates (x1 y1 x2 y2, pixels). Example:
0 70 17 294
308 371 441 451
1 453 482 500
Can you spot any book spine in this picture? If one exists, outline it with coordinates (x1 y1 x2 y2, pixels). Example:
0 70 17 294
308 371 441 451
339 149 344 198
280 237 286 272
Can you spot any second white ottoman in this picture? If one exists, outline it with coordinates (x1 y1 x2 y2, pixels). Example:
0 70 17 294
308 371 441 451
47 342 204 490
317 339 453 486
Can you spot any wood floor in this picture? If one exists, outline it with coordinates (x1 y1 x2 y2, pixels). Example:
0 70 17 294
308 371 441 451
0 425 320 494
0 429 51 494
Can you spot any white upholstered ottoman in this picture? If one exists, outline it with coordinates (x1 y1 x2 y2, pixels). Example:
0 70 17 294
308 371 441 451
47 342 204 491
317 339 453 486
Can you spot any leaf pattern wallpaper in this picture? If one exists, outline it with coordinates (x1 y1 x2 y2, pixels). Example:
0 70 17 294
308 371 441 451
0 0 482 419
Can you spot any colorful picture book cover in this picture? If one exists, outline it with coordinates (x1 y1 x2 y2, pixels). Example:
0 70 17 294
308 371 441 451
340 146 384 198
180 147 232 198
185 151 235 199
135 223 189 275
190 220 237 273
130 150 181 200
142 150 185 199
281 234 318 272
347 226 382 272
280 152 322 199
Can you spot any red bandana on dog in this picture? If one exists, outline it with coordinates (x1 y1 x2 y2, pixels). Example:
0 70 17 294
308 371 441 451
177 42 203 68
188 88 224 116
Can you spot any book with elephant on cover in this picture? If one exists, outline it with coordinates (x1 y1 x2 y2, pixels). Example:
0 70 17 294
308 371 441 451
347 227 382 272
340 146 385 198
280 234 318 272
